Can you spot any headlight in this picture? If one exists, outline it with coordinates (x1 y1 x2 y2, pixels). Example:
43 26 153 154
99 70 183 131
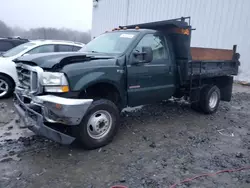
42 72 68 85
42 72 69 93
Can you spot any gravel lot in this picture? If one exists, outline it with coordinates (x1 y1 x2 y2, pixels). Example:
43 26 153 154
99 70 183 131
0 84 250 188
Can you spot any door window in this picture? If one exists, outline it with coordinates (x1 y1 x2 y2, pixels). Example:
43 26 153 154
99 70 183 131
135 34 168 60
27 45 55 54
57 45 75 52
72 46 81 51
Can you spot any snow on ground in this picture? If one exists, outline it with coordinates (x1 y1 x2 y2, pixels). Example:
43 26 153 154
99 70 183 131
0 117 33 143
122 105 144 112
0 100 33 144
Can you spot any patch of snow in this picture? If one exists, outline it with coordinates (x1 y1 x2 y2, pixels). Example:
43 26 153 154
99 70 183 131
0 116 33 143
122 105 144 112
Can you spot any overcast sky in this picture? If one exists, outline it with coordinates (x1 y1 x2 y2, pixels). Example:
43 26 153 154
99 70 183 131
0 0 92 31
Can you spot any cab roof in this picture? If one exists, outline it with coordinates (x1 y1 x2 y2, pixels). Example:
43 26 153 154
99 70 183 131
111 28 156 33
28 40 84 47
120 17 191 30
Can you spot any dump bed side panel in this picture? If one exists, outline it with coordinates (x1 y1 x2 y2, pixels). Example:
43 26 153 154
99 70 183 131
187 60 239 79
191 47 234 61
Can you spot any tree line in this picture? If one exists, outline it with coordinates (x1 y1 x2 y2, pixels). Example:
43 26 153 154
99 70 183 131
0 20 91 44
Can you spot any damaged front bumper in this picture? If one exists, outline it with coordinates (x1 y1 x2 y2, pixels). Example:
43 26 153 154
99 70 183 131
14 88 93 144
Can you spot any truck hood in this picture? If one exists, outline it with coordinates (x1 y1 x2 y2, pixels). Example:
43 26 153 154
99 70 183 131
14 52 116 69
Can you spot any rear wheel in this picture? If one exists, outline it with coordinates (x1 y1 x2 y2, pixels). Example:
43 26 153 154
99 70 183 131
77 99 120 150
0 75 15 99
200 85 221 114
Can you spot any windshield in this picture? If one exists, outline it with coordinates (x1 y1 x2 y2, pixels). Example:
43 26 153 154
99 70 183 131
2 42 36 57
80 31 138 54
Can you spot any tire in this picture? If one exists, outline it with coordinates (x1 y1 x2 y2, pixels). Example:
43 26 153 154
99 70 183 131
0 75 15 99
200 85 221 114
77 99 120 150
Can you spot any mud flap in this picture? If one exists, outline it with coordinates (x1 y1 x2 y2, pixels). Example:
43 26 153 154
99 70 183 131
217 76 233 102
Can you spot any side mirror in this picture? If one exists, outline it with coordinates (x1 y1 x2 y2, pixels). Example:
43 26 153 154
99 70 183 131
132 46 153 64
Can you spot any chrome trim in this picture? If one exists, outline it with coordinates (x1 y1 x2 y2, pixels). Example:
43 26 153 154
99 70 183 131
15 87 93 125
14 93 75 144
34 95 93 106
36 95 93 125
16 63 44 94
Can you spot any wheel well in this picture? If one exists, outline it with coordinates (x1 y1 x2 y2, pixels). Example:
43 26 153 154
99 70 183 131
0 72 15 88
199 76 233 102
186 76 233 102
80 83 122 106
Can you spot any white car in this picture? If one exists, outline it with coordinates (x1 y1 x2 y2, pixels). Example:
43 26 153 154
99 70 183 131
0 40 84 98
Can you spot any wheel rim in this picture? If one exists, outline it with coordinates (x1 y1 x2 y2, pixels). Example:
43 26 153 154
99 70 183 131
0 79 9 97
87 110 112 139
209 91 218 109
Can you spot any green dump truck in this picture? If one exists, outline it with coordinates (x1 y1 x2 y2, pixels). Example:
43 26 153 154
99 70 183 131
14 17 240 149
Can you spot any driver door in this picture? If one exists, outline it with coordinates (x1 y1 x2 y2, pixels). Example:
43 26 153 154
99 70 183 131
127 33 175 106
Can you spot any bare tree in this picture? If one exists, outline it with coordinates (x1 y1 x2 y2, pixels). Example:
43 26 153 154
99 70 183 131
0 20 13 37
1 20 91 44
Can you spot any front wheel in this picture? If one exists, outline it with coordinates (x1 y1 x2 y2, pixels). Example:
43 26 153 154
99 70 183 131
0 75 15 99
77 99 120 150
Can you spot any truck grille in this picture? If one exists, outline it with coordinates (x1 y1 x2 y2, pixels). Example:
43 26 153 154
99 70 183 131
16 64 41 93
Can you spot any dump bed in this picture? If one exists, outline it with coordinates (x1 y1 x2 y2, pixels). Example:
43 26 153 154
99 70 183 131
187 46 239 79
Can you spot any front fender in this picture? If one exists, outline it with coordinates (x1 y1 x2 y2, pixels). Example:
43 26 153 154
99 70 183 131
0 59 19 83
73 72 122 95
64 66 124 93
61 59 126 103
73 72 106 91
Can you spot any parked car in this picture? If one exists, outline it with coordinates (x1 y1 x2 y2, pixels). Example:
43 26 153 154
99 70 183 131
14 17 240 149
0 40 84 98
0 37 29 53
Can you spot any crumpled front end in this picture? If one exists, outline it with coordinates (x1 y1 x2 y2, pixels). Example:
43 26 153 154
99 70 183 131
14 87 93 144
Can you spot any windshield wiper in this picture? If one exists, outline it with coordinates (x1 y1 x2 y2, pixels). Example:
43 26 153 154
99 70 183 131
87 51 111 55
83 50 112 55
89 50 100 53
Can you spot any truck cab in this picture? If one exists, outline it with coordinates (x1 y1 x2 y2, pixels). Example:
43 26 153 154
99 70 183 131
13 17 240 149
119 29 176 106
